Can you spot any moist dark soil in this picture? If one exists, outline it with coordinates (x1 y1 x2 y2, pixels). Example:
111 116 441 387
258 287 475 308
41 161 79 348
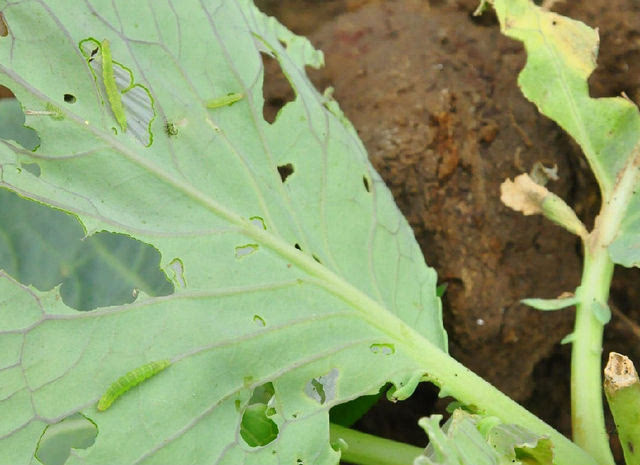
256 0 640 462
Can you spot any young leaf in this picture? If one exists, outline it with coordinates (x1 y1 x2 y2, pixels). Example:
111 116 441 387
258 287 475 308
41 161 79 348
492 0 640 268
521 295 579 311
491 2 637 462
415 409 553 465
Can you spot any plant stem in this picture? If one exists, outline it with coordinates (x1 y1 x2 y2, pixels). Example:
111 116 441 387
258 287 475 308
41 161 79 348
570 243 614 465
569 144 640 465
415 344 597 465
329 423 424 465
247 226 598 465
236 187 601 465
329 341 598 465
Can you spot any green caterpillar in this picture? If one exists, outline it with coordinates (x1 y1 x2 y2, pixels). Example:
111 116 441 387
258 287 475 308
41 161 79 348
101 39 127 131
97 360 171 411
206 92 244 109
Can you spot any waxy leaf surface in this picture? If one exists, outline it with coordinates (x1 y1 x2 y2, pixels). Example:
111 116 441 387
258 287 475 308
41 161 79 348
0 1 445 464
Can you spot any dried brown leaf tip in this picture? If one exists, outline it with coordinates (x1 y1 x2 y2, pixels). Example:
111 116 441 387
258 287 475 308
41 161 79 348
500 173 588 238
605 352 638 391
500 173 549 215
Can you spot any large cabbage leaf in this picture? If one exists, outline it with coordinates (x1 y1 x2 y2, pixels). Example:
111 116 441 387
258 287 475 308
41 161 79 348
0 1 446 464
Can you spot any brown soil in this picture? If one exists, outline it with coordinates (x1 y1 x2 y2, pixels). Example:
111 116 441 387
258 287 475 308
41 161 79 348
256 0 640 461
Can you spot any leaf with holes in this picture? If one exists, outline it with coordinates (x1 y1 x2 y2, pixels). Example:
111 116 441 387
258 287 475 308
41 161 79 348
0 1 448 464
492 0 640 267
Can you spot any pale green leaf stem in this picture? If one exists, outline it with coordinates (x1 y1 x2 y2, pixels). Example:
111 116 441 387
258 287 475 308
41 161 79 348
491 1 640 463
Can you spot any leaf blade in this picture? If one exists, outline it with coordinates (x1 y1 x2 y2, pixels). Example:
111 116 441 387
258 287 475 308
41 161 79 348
0 1 445 464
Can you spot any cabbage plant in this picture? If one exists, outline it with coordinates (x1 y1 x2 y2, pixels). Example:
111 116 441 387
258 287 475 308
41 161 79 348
0 1 638 465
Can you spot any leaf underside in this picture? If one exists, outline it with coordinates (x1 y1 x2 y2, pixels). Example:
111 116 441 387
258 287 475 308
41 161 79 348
0 1 445 464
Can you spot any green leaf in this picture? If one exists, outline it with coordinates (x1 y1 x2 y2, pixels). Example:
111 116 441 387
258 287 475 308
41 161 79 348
0 1 446 464
415 409 553 465
491 0 640 267
521 295 578 311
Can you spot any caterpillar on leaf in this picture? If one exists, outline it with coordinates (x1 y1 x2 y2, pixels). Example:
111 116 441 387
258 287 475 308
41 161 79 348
101 39 127 132
97 359 171 411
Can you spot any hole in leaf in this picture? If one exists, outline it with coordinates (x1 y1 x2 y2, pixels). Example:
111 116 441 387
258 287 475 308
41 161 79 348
168 258 186 288
249 382 275 404
249 216 266 230
1 188 174 310
304 368 339 405
0 12 7 37
63 94 76 104
253 314 266 327
35 413 97 465
261 52 295 124
0 96 40 150
0 187 85 291
277 163 294 183
369 343 395 355
60 231 174 311
235 243 258 258
329 386 387 427
294 243 302 251
241 382 278 447
240 404 279 447
363 176 371 192
79 38 156 147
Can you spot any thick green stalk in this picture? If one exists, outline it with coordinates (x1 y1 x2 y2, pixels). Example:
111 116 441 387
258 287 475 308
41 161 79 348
570 244 614 465
329 423 424 465
241 230 598 465
570 145 640 465
416 345 596 465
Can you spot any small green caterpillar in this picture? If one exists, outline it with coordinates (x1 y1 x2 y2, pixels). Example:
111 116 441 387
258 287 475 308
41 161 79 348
97 360 170 411
101 39 127 131
206 92 244 109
